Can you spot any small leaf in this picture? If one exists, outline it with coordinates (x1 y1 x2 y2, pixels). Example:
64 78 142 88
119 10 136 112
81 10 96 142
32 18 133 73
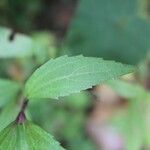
0 78 20 107
0 121 64 150
25 55 134 99
0 26 33 58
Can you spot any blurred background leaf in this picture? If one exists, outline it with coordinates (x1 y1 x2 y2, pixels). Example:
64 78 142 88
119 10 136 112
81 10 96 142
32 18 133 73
28 92 96 150
0 26 34 58
0 78 20 107
64 0 150 64
110 98 146 150
32 31 57 64
107 79 150 99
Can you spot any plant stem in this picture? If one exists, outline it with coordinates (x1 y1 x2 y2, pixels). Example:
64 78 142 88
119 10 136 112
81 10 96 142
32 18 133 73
16 99 28 124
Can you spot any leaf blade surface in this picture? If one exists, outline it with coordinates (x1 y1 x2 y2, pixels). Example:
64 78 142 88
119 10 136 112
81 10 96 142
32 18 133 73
25 55 134 99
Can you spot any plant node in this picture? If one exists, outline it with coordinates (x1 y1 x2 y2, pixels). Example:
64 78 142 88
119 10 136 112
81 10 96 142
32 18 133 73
16 99 28 124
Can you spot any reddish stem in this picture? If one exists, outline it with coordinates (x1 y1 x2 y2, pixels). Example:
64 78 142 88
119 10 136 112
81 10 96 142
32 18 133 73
16 99 28 124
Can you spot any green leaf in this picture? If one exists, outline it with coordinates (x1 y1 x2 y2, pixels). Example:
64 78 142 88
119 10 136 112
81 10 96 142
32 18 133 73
64 91 91 109
125 99 144 150
0 121 64 150
0 79 20 107
107 79 150 99
0 26 33 58
110 99 144 150
0 100 20 132
108 80 150 149
32 32 57 64
64 0 150 64
144 100 150 148
25 55 134 99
